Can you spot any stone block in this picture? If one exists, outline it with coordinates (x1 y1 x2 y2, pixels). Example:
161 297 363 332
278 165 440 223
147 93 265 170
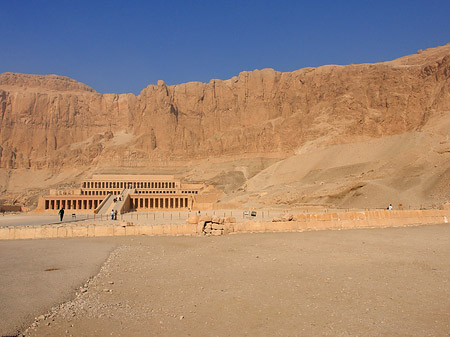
72 226 88 237
15 227 35 240
225 216 236 223
0 227 11 240
133 225 146 235
197 223 205 234
125 225 137 236
94 225 115 237
186 215 199 224
211 224 224 230
199 215 212 222
114 225 126 236
87 225 96 237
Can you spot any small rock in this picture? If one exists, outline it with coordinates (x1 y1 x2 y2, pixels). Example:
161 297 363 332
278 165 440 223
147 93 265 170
179 315 184 320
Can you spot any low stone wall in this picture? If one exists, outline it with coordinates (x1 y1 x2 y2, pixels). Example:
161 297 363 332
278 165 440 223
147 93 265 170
0 205 22 212
231 209 450 234
0 223 199 240
0 210 448 240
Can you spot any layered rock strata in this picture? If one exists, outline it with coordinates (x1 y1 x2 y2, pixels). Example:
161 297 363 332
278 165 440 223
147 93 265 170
1 44 449 169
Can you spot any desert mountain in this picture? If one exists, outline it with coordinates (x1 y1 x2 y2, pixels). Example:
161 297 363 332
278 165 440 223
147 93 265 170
1 44 449 209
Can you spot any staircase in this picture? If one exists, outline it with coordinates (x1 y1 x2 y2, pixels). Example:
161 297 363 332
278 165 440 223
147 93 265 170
94 188 135 216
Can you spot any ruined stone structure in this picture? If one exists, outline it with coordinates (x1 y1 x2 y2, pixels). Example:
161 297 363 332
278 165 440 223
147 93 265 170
36 175 205 213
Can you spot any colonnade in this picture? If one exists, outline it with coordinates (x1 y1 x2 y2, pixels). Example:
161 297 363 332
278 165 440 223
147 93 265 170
83 190 120 196
131 196 191 210
83 181 176 189
82 190 183 196
44 198 102 210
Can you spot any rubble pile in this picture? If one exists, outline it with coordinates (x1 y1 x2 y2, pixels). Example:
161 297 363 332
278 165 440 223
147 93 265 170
187 215 236 236
272 214 294 222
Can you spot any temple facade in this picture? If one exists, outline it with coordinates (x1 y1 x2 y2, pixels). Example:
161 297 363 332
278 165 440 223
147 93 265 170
36 174 205 213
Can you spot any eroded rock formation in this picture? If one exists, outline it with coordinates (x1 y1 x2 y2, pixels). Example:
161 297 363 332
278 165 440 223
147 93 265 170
1 44 449 209
1 44 449 169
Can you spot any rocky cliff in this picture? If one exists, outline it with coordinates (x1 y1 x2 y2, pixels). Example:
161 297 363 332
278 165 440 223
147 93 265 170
1 44 449 170
1 45 450 210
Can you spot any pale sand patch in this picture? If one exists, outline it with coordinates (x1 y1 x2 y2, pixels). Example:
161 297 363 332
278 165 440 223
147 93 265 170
0 238 116 336
15 224 450 337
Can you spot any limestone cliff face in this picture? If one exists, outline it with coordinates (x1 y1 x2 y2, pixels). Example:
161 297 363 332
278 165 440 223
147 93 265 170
1 44 449 169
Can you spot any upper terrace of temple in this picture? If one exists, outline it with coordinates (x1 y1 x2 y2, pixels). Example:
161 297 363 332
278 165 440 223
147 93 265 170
76 174 203 196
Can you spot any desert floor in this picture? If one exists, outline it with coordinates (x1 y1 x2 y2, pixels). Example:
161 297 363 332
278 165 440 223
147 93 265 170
1 224 450 337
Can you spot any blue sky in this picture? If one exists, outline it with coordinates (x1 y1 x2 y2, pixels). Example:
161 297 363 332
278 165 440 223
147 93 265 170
1 0 449 94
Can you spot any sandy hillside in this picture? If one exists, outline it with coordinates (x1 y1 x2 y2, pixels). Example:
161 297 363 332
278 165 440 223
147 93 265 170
223 111 450 209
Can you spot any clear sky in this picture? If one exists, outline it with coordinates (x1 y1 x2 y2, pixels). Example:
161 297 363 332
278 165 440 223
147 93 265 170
1 0 449 95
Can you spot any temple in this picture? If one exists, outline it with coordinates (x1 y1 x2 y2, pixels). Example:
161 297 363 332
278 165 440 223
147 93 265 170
36 174 207 214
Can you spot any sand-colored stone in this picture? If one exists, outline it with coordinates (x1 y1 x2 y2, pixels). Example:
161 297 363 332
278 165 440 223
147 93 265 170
5 209 448 240
1 44 449 210
186 215 199 224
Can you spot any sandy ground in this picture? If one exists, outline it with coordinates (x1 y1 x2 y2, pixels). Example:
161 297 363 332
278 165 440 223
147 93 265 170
0 224 448 336
0 238 116 336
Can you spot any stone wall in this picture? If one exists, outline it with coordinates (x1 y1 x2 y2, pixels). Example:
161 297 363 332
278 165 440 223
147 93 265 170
0 205 22 212
0 210 448 240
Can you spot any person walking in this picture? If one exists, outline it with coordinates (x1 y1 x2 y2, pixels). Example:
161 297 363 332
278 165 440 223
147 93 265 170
58 208 65 222
111 210 115 220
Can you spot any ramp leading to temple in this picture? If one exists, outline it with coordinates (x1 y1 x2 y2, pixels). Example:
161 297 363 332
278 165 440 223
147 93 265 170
94 194 115 215
111 189 135 214
95 189 135 216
